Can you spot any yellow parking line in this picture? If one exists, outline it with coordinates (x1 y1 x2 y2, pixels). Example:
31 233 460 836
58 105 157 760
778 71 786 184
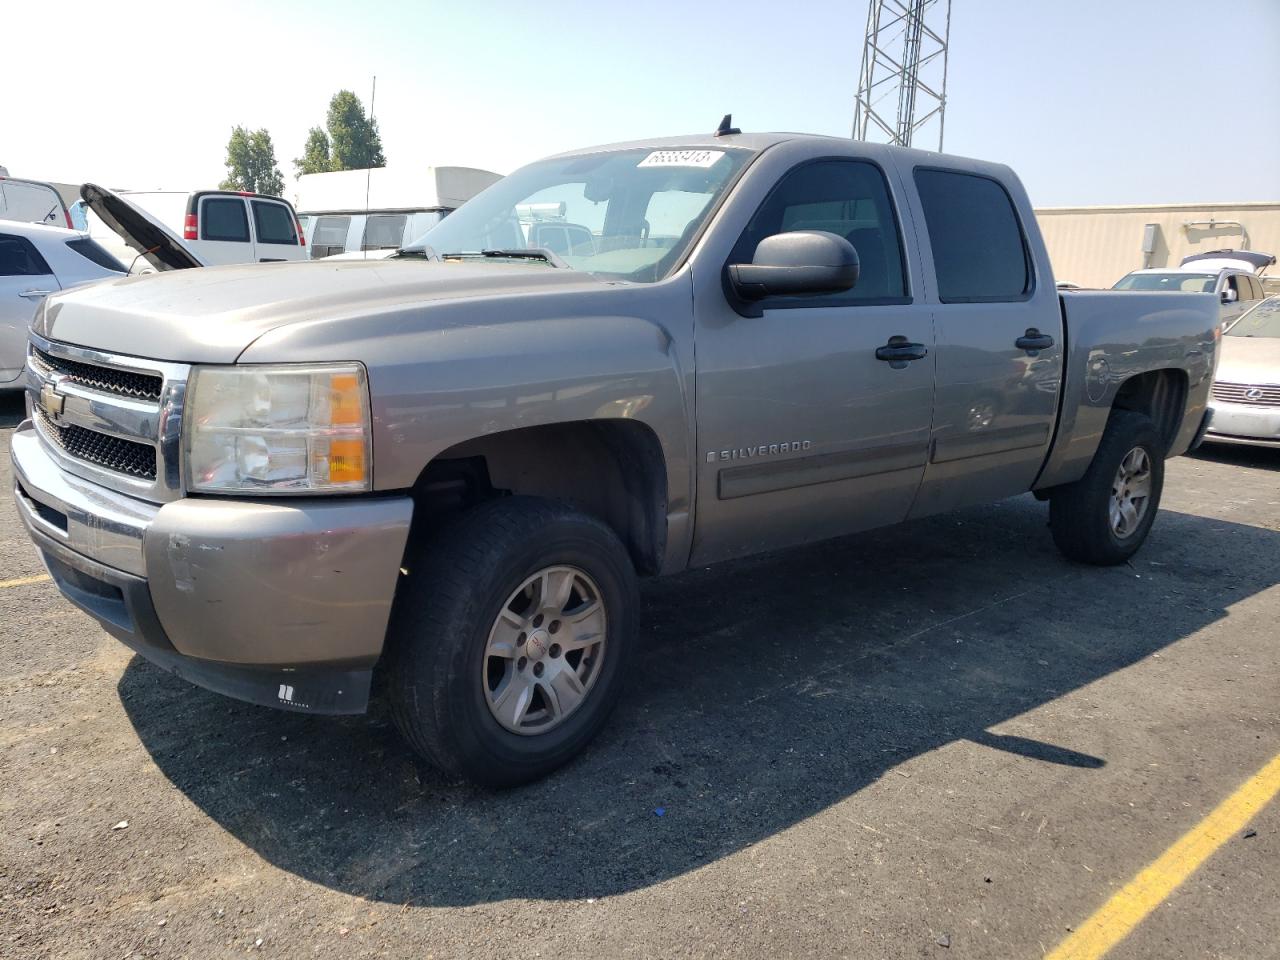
0 574 51 589
1047 751 1280 960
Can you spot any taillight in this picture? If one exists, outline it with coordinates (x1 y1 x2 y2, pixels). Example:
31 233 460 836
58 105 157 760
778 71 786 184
295 219 306 246
64 208 73 229
183 213 198 240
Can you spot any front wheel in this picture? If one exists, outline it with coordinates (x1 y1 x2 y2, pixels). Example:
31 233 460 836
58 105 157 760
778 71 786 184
385 497 638 787
1049 410 1165 565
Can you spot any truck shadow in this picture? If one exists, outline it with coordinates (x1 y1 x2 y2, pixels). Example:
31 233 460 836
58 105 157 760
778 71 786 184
118 495 1279 906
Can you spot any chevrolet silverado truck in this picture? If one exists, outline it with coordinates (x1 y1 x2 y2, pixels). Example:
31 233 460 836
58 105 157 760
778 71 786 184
10 127 1220 786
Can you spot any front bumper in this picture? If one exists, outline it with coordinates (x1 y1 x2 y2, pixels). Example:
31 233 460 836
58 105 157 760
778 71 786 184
11 420 414 713
1204 401 1280 448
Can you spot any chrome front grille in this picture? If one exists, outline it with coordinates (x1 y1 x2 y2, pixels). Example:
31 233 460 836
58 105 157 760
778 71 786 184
30 346 164 402
24 335 189 503
1212 381 1280 406
34 409 158 480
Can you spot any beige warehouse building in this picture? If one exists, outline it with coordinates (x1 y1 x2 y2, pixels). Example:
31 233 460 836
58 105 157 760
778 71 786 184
1034 201 1280 289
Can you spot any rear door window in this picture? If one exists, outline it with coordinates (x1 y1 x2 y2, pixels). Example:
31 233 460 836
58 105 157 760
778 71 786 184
362 214 408 250
201 197 250 243
252 200 298 245
311 216 351 258
729 159 909 303
913 169 1031 302
65 238 126 272
0 234 53 276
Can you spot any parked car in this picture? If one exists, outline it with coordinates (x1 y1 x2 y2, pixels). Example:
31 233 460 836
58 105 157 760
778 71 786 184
1 221 124 388
11 127 1219 787
1204 295 1280 447
1113 255 1269 328
0 177 72 229
294 166 502 259
83 187 306 272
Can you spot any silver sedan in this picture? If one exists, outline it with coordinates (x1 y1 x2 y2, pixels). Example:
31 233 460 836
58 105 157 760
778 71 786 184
1206 295 1280 447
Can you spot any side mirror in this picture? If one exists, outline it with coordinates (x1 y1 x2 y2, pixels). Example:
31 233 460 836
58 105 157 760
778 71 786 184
728 231 860 303
1222 288 1239 304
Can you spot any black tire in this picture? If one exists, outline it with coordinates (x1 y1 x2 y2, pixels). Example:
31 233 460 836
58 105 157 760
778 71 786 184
1049 409 1165 565
385 496 638 787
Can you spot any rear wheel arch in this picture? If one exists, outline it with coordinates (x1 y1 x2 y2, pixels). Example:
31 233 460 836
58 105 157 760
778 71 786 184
408 418 669 576
1109 368 1188 455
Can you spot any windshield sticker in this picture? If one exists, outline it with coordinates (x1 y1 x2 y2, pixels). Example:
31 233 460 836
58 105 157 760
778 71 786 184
637 150 726 169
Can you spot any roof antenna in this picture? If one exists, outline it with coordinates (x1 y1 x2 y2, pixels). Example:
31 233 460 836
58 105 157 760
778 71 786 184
714 114 741 137
363 74 376 260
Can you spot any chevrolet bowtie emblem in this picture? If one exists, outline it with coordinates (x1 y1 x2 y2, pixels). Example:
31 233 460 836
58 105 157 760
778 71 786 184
39 382 65 418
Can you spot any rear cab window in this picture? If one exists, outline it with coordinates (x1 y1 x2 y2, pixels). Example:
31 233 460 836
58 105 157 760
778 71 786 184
913 168 1032 302
252 200 298 245
729 158 910 304
200 197 250 242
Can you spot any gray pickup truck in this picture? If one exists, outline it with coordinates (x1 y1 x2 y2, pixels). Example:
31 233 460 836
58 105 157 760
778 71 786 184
11 128 1219 786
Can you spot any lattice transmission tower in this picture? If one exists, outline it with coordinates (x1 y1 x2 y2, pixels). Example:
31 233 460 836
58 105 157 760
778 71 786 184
852 0 952 151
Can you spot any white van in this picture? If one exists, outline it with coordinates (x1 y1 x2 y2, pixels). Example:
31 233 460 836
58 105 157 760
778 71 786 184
0 177 72 229
84 189 307 272
294 166 502 258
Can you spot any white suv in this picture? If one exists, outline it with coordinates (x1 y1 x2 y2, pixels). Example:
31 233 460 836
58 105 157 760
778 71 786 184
84 189 307 272
1113 250 1273 328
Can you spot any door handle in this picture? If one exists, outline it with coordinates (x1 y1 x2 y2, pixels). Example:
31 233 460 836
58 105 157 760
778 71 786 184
18 289 53 299
1015 328 1055 352
875 335 928 369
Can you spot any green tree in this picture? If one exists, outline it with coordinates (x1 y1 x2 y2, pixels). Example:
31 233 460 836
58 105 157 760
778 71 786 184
324 90 386 171
294 126 331 176
219 126 285 196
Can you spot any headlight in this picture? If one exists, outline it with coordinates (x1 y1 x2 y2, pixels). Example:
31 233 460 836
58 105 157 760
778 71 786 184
185 363 371 494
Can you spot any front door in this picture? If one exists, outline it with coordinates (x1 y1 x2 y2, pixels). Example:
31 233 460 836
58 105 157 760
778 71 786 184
690 158 935 566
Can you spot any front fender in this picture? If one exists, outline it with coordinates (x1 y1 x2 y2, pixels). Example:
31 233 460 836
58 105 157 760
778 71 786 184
237 273 697 544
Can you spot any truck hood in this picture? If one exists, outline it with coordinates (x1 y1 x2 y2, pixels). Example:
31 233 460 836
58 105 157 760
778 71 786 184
35 258 607 363
1216 335 1280 386
81 183 206 272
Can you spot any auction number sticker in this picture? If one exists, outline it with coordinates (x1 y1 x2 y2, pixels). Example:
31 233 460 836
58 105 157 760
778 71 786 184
637 150 725 169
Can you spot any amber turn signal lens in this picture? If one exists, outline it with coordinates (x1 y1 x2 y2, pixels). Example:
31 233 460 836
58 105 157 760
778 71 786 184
330 373 364 425
327 438 367 484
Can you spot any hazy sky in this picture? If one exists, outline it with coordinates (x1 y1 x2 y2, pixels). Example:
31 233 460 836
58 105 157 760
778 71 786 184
6 0 1278 206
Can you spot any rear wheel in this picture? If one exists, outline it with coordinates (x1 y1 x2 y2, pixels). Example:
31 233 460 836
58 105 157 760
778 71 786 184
385 497 637 787
1049 410 1164 565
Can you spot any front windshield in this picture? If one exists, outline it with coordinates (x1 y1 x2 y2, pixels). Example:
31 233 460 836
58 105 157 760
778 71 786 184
1113 272 1216 293
403 147 753 282
1227 296 1280 337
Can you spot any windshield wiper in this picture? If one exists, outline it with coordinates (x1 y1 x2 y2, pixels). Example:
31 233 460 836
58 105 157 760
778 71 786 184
441 248 569 268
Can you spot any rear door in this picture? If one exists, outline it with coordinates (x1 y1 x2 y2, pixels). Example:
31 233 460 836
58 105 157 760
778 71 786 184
195 195 252 264
905 166 1064 518
0 233 60 384
250 198 303 262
